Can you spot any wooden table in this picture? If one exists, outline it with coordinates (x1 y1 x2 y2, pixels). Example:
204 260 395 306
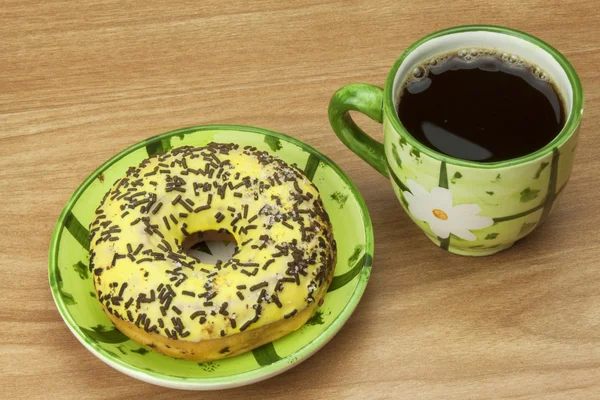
2 1 599 398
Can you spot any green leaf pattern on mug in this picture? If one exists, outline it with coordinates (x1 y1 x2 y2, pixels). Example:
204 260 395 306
533 161 549 179
451 171 463 184
392 144 402 169
520 188 540 203
410 147 421 161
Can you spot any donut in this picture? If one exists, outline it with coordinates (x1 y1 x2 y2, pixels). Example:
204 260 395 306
88 143 336 361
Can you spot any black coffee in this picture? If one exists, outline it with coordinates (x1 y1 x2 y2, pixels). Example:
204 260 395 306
397 49 566 162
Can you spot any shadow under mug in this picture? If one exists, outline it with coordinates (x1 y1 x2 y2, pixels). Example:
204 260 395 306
329 25 583 256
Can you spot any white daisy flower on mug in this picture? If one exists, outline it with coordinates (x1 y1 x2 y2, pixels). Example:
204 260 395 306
403 180 494 241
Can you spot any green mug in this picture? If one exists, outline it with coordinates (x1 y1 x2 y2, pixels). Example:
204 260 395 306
329 25 583 256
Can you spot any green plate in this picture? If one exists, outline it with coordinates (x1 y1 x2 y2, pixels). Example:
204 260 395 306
48 125 374 390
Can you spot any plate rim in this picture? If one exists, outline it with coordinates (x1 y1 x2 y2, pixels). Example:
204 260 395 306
48 124 374 389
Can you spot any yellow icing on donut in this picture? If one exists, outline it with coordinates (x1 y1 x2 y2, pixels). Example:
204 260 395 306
89 143 336 343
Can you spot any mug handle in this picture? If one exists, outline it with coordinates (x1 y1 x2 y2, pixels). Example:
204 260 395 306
328 83 389 178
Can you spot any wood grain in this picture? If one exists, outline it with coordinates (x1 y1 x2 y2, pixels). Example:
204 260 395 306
1 0 599 398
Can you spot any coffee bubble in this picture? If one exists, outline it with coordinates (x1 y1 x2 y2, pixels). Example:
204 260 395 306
413 66 425 78
400 48 558 100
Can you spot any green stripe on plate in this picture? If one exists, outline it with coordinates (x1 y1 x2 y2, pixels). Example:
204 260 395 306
303 153 320 180
79 325 130 344
146 138 172 157
252 342 282 366
328 253 373 293
64 211 90 250
55 265 77 305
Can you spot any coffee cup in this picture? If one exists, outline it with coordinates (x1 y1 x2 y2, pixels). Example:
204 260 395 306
328 25 583 256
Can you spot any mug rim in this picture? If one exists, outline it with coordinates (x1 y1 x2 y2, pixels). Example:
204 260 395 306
383 25 584 169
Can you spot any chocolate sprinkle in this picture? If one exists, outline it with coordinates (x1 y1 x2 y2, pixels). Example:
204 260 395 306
262 259 275 270
181 224 190 236
239 319 253 332
249 281 268 291
152 202 163 214
282 221 294 230
256 288 267 303
219 302 229 316
178 200 193 212
271 294 282 308
124 298 134 309
194 205 210 213
190 310 206 320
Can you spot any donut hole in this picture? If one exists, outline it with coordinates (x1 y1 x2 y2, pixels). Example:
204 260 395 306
182 230 237 265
